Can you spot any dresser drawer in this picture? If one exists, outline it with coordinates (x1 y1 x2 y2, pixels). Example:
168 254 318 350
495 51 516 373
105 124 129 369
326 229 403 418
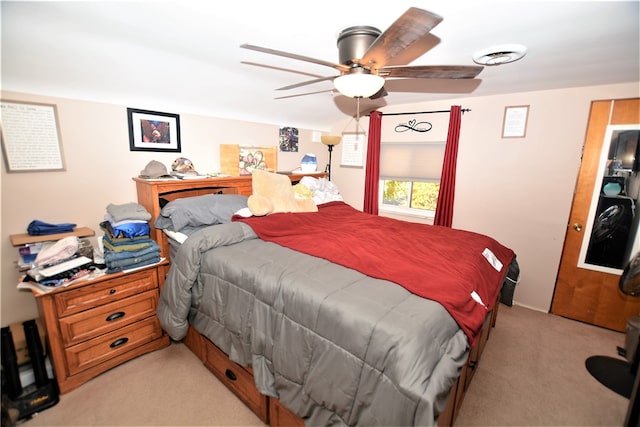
54 269 158 317
64 316 163 376
202 336 268 423
59 290 159 346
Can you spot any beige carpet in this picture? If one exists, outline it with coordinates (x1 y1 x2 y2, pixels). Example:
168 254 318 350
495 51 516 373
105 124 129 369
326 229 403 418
20 305 630 426
455 304 628 426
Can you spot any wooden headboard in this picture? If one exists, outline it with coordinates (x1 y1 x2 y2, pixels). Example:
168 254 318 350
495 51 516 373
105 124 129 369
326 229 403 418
134 173 326 278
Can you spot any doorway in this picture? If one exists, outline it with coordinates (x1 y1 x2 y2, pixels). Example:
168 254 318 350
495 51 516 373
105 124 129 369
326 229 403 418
551 98 640 332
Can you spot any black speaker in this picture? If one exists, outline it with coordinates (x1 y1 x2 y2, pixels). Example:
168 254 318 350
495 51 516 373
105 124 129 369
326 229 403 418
1 327 23 400
23 320 48 388
1 321 59 421
585 196 634 269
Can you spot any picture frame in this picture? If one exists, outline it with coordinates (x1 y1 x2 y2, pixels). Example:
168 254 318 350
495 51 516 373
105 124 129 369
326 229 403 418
340 132 366 168
502 105 530 138
127 108 181 152
279 127 299 152
1 100 66 172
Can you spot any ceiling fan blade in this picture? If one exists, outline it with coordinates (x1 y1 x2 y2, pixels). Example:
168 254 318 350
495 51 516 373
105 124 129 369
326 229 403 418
360 7 443 69
379 65 483 79
278 80 386 99
274 89 336 100
277 75 337 91
382 78 481 95
369 87 388 99
334 96 387 118
380 33 441 67
241 61 325 78
241 43 350 73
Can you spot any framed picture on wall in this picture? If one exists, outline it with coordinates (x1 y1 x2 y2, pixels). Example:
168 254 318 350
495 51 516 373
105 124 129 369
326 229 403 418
127 108 181 152
502 105 529 138
1 100 66 172
340 132 365 167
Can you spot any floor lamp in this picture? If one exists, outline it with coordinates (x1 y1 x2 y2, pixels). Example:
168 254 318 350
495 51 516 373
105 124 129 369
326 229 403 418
321 135 341 180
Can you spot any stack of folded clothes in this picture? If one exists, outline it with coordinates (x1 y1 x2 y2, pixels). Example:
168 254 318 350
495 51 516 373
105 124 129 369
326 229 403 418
100 202 161 274
25 236 95 287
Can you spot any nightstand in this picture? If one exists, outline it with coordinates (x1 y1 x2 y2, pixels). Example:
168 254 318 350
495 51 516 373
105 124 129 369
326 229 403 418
29 262 170 394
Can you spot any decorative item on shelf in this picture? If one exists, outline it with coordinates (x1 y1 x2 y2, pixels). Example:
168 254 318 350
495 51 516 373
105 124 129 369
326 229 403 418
603 182 622 196
300 153 318 173
220 144 277 176
171 157 200 178
321 135 342 180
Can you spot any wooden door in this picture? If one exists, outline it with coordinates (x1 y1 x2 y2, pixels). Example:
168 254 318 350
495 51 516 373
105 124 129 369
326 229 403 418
551 98 640 331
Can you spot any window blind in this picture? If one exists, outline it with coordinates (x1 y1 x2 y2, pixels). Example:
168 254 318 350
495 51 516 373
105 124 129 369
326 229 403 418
380 141 445 181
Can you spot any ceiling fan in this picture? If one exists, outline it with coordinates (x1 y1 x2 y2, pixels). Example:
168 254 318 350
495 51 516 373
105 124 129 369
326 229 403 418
241 7 483 100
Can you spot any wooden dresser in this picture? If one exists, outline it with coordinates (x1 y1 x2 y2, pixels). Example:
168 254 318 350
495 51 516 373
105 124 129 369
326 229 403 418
33 262 170 394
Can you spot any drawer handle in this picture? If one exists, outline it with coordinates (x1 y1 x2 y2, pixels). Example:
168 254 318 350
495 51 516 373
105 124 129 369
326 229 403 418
110 337 129 348
109 289 116 294
225 369 237 382
105 311 125 322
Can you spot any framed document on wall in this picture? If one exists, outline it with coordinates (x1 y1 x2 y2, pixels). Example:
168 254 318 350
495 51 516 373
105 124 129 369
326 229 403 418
1 100 66 172
340 132 365 167
502 105 530 138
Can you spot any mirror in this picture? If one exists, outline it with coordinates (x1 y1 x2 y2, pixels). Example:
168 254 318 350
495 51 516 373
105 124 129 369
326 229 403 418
579 125 640 273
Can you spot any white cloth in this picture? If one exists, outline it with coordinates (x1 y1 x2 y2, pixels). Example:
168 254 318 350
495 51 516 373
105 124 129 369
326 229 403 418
35 236 79 266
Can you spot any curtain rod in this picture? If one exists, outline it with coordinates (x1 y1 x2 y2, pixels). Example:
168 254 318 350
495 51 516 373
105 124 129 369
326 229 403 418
379 108 471 116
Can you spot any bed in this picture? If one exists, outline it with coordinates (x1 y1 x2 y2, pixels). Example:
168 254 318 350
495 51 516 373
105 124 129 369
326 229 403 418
134 175 518 427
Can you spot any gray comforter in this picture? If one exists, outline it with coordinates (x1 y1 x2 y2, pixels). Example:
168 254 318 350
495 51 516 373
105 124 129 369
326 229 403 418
158 222 469 426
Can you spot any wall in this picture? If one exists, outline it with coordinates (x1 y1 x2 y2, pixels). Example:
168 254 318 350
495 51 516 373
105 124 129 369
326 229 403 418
329 81 640 313
0 91 326 326
2 82 639 325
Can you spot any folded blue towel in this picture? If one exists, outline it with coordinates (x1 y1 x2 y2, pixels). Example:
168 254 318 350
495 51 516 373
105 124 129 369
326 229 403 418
27 220 77 236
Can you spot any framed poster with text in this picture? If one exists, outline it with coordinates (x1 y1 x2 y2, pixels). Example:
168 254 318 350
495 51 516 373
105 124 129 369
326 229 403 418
1 100 66 172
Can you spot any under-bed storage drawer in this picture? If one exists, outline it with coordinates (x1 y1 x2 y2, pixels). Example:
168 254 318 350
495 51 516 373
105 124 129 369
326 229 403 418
270 398 304 427
202 336 268 423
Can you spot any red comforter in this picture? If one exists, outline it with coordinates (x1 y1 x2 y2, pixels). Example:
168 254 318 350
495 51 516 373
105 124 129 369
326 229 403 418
235 201 515 345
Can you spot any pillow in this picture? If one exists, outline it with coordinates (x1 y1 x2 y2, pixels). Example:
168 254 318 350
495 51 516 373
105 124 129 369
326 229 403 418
162 228 188 245
154 194 248 232
247 169 317 216
299 176 344 205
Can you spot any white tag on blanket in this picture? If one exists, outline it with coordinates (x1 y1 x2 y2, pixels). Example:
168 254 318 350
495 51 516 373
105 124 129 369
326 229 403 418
471 291 488 309
482 248 503 272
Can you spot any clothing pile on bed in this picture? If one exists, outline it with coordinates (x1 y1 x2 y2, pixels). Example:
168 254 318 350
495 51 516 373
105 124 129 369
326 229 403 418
298 175 343 205
99 202 161 274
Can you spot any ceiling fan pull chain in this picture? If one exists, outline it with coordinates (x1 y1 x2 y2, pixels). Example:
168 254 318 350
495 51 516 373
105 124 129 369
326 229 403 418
355 97 361 135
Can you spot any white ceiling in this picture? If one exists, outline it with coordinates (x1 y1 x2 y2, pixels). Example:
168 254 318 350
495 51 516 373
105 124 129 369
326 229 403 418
2 1 639 131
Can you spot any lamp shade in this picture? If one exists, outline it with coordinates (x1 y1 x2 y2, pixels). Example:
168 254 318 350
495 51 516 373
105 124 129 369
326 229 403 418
333 73 385 98
321 135 342 146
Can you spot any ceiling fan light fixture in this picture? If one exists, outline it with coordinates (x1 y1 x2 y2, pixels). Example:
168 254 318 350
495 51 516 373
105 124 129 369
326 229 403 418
333 73 385 98
472 44 527 66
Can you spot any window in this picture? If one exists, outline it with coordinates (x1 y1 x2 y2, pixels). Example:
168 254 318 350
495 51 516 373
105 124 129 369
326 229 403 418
378 141 445 217
382 180 441 211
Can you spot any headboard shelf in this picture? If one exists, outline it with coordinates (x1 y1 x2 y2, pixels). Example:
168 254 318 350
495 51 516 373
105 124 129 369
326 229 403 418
134 173 326 275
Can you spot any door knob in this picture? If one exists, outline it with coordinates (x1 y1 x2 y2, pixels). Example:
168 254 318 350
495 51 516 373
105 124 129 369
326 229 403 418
573 223 583 232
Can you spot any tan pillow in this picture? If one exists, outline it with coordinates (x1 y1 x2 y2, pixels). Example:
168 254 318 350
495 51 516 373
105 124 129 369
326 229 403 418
247 170 317 216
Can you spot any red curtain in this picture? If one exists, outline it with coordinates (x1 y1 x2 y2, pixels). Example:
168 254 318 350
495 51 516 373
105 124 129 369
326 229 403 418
363 111 382 214
434 105 462 227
